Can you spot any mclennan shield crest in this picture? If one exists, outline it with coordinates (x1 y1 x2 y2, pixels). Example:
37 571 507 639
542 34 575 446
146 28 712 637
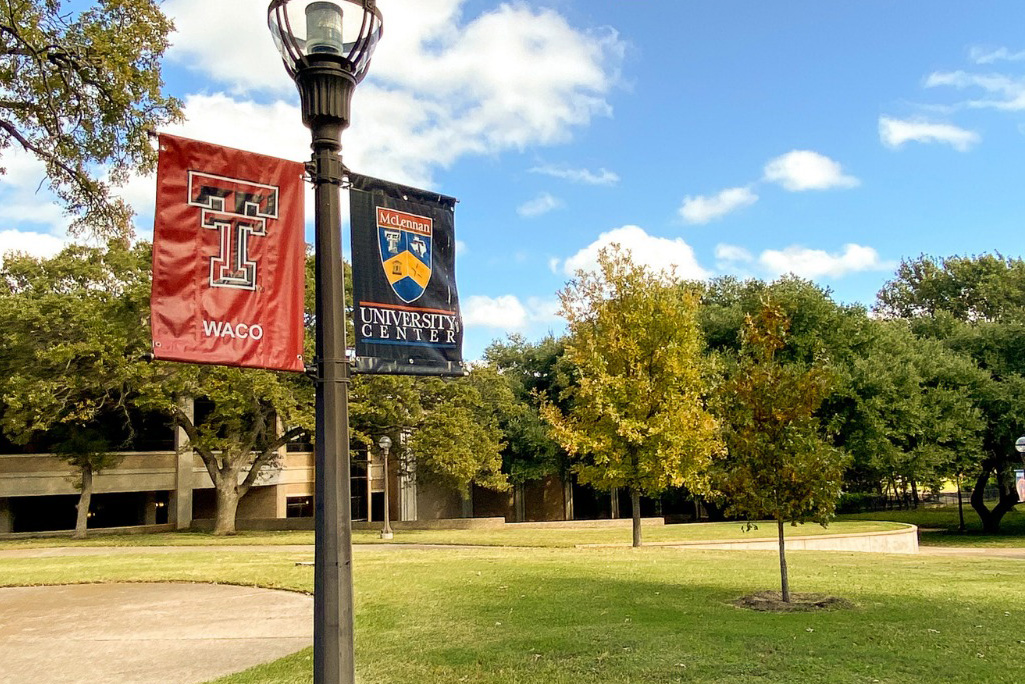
377 206 433 303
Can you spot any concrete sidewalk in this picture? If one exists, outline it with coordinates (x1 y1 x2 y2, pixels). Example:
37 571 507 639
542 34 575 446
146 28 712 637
0 583 312 684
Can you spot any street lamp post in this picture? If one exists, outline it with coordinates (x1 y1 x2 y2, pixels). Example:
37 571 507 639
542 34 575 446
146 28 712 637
379 435 393 539
268 3 383 683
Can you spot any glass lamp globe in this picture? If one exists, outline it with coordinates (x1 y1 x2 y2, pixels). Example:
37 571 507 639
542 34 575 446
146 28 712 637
268 0 383 82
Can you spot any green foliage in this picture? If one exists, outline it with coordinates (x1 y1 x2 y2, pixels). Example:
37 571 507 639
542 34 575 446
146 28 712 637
483 335 572 483
701 275 871 367
877 253 1025 322
837 320 986 501
0 242 314 534
0 0 182 235
541 246 720 499
409 367 511 493
875 253 1025 531
0 241 152 464
708 301 846 527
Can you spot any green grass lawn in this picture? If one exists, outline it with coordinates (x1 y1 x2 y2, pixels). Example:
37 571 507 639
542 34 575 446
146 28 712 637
1 545 1022 683
837 505 1025 547
0 520 904 550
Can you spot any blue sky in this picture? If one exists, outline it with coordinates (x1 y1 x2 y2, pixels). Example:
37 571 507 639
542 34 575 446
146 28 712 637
3 1 1025 359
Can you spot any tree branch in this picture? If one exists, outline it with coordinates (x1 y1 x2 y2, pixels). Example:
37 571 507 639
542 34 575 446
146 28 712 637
172 403 219 487
239 425 306 496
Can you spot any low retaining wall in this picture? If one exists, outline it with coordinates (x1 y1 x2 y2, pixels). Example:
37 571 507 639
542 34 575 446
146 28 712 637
509 518 665 530
352 517 507 531
659 524 919 555
0 523 176 541
194 517 666 532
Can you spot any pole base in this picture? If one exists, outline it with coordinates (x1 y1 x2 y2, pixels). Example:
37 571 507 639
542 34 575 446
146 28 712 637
380 531 394 540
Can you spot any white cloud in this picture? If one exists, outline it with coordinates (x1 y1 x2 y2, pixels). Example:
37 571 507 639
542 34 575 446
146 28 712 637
8 1 621 238
525 296 561 324
162 0 623 190
969 46 1025 65
714 243 755 274
164 0 293 94
925 70 1025 111
517 193 563 218
462 294 562 333
0 229 68 264
714 244 754 263
679 186 758 224
463 294 528 330
879 116 980 152
0 148 70 234
758 244 890 279
763 150 859 191
530 164 619 186
560 225 710 279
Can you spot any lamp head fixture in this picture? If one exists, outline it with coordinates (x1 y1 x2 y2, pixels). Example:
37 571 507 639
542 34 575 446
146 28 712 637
379 435 393 450
268 0 383 82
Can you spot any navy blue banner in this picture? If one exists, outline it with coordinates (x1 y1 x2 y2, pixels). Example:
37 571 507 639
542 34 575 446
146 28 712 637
349 173 464 376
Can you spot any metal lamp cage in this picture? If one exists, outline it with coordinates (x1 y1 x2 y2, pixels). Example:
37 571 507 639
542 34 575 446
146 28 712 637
268 0 383 81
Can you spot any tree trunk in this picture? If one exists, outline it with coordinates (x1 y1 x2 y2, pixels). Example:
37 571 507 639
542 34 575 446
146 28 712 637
630 489 642 547
956 474 966 533
777 518 790 603
911 479 920 508
970 463 1018 534
213 485 240 536
73 463 93 540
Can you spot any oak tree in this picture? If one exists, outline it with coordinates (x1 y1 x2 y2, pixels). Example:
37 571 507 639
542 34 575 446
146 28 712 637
876 254 1025 532
0 242 152 537
0 0 182 235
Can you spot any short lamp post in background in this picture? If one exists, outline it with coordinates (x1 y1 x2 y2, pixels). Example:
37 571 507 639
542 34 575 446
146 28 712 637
379 435 393 539
268 2 383 683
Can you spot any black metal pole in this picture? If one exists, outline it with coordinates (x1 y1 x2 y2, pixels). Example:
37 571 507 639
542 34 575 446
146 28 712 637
381 445 393 538
300 55 357 684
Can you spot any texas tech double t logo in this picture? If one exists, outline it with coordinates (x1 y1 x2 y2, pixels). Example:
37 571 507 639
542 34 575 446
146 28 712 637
188 171 280 291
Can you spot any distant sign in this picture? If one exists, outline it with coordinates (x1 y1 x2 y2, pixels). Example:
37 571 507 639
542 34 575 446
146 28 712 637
1016 436 1025 453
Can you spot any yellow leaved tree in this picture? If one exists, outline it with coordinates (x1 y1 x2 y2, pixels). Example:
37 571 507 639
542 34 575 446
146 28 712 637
541 246 721 547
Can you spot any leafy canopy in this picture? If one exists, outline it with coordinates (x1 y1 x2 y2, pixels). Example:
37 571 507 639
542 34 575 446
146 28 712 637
542 246 720 496
709 300 846 527
0 0 182 235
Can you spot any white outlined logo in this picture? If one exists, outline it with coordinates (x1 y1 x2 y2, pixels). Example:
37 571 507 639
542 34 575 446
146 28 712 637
188 172 280 290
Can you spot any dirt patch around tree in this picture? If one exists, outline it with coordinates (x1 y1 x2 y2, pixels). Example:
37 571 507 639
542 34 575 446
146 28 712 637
733 590 854 613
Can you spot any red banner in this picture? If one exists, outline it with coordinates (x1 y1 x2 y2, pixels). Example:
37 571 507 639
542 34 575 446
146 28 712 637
151 134 306 373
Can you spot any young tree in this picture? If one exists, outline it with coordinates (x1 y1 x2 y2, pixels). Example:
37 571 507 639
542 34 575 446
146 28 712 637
708 301 845 602
1 0 182 235
541 246 720 547
0 242 152 537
